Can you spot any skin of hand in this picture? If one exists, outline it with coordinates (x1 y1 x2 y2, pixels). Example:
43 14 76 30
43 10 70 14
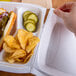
54 2 76 35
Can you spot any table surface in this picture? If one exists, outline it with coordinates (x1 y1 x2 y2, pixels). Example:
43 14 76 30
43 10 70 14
0 0 76 76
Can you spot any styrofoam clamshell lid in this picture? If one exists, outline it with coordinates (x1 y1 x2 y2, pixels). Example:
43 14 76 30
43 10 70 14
37 8 76 76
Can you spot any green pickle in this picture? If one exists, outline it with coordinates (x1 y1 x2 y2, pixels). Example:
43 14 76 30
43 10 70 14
23 11 32 21
24 19 35 26
23 11 32 18
23 15 28 22
27 13 38 23
23 11 38 32
25 23 36 32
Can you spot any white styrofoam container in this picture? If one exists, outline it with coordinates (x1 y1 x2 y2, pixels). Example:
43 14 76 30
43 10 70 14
0 2 75 76
0 2 46 73
37 8 76 76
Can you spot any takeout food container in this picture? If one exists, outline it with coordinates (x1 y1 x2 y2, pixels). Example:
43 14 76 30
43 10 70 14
0 2 76 76
0 2 46 73
37 8 76 76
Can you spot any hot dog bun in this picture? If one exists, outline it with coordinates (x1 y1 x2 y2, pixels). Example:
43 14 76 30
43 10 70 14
0 8 16 51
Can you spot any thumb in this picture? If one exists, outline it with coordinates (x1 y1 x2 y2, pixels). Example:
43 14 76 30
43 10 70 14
54 9 68 19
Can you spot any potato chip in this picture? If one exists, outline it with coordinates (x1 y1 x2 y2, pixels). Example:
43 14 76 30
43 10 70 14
15 58 23 62
14 34 20 45
26 36 40 53
24 49 34 63
3 29 40 64
11 49 26 59
4 53 15 64
3 43 16 53
17 29 33 50
14 34 18 42
3 52 12 58
6 57 15 64
3 52 12 61
4 35 20 49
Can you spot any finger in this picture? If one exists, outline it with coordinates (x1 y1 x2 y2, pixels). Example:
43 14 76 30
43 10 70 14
54 9 68 19
59 2 74 11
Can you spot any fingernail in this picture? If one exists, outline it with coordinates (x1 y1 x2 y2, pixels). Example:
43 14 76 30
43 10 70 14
54 9 58 14
53 9 57 14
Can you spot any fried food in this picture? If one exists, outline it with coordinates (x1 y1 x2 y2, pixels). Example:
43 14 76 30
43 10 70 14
4 35 20 49
26 36 40 53
3 43 16 53
24 49 34 63
6 57 15 64
3 29 40 64
17 29 33 50
14 34 19 43
6 49 26 64
11 49 26 59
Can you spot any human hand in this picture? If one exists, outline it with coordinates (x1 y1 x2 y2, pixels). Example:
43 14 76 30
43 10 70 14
54 2 76 35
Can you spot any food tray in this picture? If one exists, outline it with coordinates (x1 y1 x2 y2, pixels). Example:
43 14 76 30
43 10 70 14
0 2 46 73
37 8 76 76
